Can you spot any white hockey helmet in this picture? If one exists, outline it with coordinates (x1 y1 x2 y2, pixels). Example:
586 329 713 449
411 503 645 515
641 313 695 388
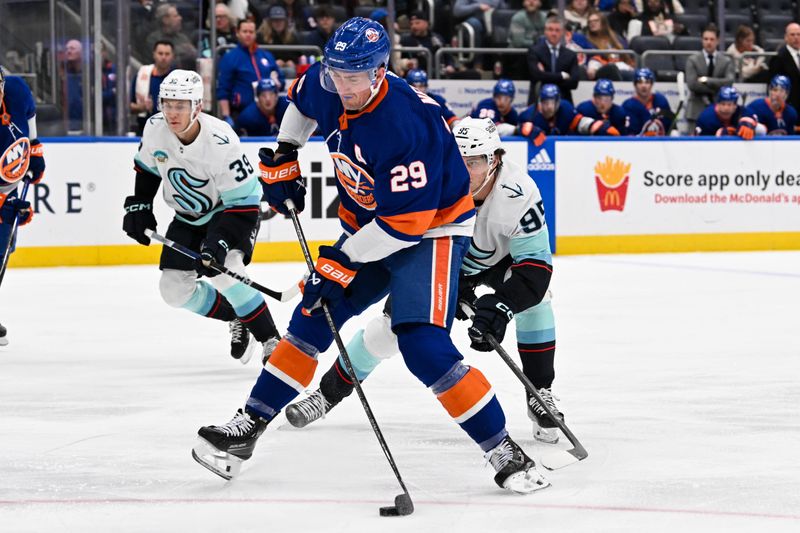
158 69 203 133
454 117 502 161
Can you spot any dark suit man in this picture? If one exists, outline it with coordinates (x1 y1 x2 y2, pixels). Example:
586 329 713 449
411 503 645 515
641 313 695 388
686 24 735 133
768 23 800 114
527 16 580 105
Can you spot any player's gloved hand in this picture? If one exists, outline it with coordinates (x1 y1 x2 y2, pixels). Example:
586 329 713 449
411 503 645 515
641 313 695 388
520 122 546 146
122 195 157 246
28 139 45 183
715 126 737 137
467 294 514 352
195 236 229 278
301 245 361 315
258 147 306 215
0 197 33 226
590 120 619 136
737 117 757 140
454 277 478 321
222 115 235 128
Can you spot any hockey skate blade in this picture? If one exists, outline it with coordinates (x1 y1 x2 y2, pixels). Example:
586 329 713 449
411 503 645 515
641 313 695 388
379 494 414 517
191 437 243 480
540 448 582 471
534 426 560 444
236 334 257 365
502 469 551 495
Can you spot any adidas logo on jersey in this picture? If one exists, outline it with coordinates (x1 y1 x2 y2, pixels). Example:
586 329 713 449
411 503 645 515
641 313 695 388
528 149 555 171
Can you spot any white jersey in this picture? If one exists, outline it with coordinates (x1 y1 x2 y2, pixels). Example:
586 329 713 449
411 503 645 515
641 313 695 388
462 159 551 276
134 112 261 225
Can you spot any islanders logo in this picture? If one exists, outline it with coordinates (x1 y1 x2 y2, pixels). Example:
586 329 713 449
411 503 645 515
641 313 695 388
594 156 631 212
0 137 31 183
365 28 380 43
331 153 376 210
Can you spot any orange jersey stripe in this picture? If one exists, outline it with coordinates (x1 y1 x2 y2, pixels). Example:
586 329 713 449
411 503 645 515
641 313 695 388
379 194 475 238
437 367 492 420
267 339 318 389
430 193 475 229
338 203 361 231
431 237 451 327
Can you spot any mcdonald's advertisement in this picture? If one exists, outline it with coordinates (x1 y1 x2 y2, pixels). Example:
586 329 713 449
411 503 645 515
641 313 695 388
554 139 800 253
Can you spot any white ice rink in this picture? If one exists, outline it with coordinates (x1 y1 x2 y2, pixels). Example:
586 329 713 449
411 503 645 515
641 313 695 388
1 251 799 532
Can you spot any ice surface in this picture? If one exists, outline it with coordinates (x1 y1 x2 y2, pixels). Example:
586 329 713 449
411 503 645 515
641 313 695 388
1 252 799 532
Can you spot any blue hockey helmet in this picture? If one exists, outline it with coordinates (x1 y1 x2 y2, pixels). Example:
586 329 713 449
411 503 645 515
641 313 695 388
717 85 739 103
769 74 791 93
406 68 428 87
539 83 561 102
256 78 279 95
593 78 615 97
633 68 655 84
321 17 391 93
493 79 516 99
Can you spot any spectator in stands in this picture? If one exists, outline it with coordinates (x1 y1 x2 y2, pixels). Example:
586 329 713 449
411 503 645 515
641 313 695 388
694 86 753 138
622 67 673 135
453 0 508 48
564 0 592 32
726 25 768 83
527 16 581 105
62 39 83 131
400 10 448 75
258 3 300 73
145 3 198 70
101 45 117 134
198 3 238 59
607 0 638 43
283 0 314 32
577 79 631 134
686 23 734 132
219 0 261 27
469 79 519 135
130 40 175 136
302 5 338 51
584 12 635 80
217 19 285 127
633 0 683 15
508 0 547 49
234 78 290 137
637 0 685 38
768 23 800 114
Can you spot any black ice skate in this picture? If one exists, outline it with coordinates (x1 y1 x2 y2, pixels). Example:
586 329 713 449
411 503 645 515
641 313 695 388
527 387 564 444
485 436 550 494
0 323 7 346
229 319 255 364
285 389 337 428
192 408 269 480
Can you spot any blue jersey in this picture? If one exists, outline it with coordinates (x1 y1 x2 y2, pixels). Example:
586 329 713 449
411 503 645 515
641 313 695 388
429 91 458 127
288 64 474 248
235 96 290 136
694 104 744 136
622 93 672 135
469 97 519 126
1 75 36 191
216 44 286 112
518 100 583 135
744 98 798 135
576 100 630 134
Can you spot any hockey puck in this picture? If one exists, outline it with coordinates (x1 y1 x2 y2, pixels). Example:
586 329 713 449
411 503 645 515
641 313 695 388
379 493 414 517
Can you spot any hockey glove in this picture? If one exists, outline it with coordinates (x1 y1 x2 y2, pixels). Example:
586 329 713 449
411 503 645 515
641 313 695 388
301 245 361 315
122 195 157 246
737 116 757 140
28 139 45 183
195 236 230 278
258 147 305 215
589 120 620 136
0 196 33 226
467 294 514 352
454 276 478 321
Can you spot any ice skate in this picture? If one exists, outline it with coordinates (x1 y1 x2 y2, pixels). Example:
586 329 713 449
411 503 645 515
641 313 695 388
285 389 336 428
192 408 269 480
485 436 550 494
0 323 7 346
527 388 564 444
228 319 255 364
260 335 280 365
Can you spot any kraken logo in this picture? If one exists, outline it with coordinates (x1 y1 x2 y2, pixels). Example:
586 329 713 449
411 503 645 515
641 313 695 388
167 168 212 213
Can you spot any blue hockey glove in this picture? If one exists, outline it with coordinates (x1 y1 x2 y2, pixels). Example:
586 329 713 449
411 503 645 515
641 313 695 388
122 195 156 245
195 235 230 278
467 294 514 352
301 245 361 315
28 139 45 183
0 196 33 226
258 147 306 215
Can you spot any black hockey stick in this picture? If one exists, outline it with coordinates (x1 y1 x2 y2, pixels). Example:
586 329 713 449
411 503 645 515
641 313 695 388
666 100 684 137
285 199 414 517
461 303 588 470
144 229 300 302
0 175 32 290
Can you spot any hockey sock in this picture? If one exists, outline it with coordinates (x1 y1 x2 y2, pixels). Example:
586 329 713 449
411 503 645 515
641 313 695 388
181 281 236 321
319 358 356 405
518 340 556 390
221 283 278 341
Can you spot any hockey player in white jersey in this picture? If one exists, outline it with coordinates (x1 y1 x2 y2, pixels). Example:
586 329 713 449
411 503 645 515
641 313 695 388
122 69 280 363
286 117 564 443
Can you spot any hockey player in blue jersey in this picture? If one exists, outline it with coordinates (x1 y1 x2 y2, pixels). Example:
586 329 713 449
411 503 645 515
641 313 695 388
517 83 620 145
0 66 46 346
622 68 673 136
285 117 566 445
406 68 459 129
470 79 519 135
743 75 798 136
234 79 291 136
694 86 752 139
577 79 631 135
193 18 550 494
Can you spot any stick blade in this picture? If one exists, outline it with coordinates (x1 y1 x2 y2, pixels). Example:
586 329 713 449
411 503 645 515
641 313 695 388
379 493 414 517
540 446 588 471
